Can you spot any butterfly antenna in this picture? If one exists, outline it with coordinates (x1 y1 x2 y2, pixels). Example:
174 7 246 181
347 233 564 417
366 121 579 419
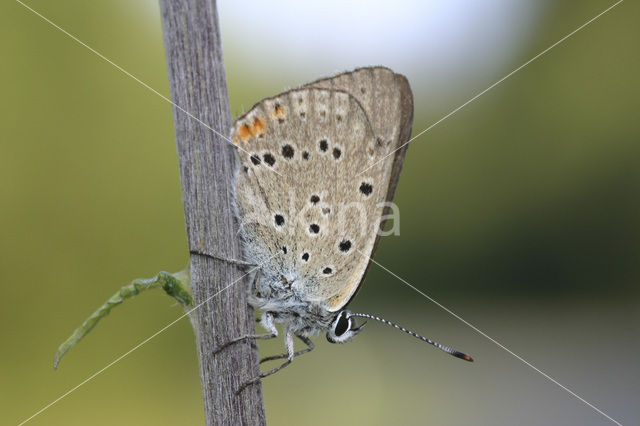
349 313 474 362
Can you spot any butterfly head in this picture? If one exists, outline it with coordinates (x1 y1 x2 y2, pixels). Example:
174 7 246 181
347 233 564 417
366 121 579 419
326 310 366 344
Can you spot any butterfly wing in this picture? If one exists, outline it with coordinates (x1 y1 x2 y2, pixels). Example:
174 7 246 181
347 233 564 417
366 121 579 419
232 68 413 313
304 67 414 308
305 66 414 209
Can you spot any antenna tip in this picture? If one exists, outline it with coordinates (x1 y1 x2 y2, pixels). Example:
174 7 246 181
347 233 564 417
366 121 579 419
454 352 474 362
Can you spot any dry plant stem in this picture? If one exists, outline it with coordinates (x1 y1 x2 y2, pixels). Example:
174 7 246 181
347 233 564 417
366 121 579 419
159 0 266 424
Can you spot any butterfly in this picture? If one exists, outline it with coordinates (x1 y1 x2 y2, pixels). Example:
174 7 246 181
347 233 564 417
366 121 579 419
214 66 472 391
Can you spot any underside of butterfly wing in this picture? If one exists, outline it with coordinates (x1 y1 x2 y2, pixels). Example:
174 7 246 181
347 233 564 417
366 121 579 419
303 67 414 309
231 68 413 332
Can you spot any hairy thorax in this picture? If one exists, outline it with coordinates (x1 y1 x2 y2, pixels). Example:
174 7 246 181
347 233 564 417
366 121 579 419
247 272 334 337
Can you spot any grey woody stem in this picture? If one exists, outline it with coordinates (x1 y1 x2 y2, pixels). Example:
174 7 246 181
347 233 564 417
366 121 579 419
159 1 267 424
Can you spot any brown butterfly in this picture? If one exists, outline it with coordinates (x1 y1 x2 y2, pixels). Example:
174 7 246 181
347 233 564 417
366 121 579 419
213 66 471 391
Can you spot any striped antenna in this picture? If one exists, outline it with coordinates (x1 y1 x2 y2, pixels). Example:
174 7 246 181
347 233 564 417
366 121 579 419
349 312 474 362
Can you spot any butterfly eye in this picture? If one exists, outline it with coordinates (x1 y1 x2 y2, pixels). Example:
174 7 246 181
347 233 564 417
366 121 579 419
326 311 365 344
334 313 349 336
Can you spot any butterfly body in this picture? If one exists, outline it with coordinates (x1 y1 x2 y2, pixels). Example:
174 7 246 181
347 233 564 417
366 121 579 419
52 67 472 388
231 67 413 343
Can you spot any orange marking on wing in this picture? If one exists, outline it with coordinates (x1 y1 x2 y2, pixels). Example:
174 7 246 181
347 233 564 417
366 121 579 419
251 118 266 137
238 123 252 141
271 103 286 121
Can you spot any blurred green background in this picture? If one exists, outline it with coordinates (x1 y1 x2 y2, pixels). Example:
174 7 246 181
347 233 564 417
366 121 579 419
1 1 638 425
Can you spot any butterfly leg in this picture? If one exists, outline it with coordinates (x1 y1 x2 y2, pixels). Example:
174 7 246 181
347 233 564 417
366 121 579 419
236 332 314 394
247 267 262 296
189 248 258 268
212 311 277 356
259 335 314 363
